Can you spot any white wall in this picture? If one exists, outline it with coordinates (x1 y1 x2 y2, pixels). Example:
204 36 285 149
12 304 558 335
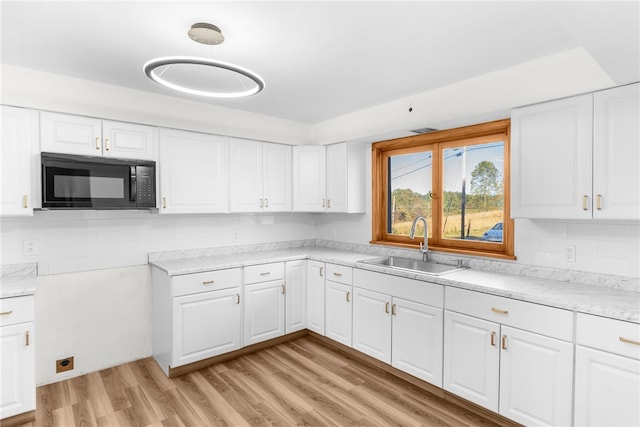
35 266 151 385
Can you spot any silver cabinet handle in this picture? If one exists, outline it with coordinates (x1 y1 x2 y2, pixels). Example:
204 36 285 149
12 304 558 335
319 267 324 277
327 199 331 209
260 198 264 208
260 272 271 276
105 138 110 151
346 291 350 302
281 284 286 294
26 331 30 346
333 272 342 277
322 198 326 208
202 280 215 286
265 198 269 208
236 294 240 304
162 197 167 209
95 137 101 150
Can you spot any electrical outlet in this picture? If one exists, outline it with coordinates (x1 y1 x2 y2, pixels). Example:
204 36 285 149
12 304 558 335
565 246 576 262
23 240 37 256
56 356 74 373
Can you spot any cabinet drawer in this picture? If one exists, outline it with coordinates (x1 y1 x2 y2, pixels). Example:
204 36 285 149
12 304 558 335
445 287 573 341
172 268 242 297
0 295 34 327
326 263 352 285
577 313 640 360
244 262 284 284
354 268 443 308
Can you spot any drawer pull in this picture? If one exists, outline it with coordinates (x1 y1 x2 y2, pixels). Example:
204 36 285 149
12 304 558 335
391 303 397 316
385 302 390 314
491 308 509 315
0 310 13 316
236 294 240 304
26 331 30 346
333 272 343 277
202 280 215 286
619 337 640 346
490 331 496 346
502 335 507 350
346 291 350 303
260 272 271 276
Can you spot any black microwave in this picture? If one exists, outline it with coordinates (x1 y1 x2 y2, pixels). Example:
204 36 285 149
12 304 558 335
41 152 156 209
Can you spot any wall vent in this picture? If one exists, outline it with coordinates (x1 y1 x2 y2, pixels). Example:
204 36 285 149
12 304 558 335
409 127 438 134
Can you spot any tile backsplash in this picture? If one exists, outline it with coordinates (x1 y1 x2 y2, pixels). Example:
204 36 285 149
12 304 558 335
0 210 317 275
1 211 638 279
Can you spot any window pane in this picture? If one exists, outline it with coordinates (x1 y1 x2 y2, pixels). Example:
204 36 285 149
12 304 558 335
442 141 504 242
388 151 433 237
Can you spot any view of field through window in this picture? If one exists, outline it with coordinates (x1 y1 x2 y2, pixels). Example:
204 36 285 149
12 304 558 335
388 141 504 242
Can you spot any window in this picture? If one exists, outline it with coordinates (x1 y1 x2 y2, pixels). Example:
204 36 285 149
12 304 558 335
371 119 514 259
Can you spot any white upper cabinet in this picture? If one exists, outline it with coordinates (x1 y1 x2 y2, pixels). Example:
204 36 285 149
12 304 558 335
229 138 291 212
511 93 593 219
158 128 228 214
1 106 37 216
593 83 640 220
41 112 157 160
512 83 640 221
293 142 366 213
293 145 327 212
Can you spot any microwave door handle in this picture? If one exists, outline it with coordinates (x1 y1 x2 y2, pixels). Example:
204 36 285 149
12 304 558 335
130 166 137 202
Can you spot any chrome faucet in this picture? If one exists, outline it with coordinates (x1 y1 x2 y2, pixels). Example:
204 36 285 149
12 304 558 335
409 216 429 261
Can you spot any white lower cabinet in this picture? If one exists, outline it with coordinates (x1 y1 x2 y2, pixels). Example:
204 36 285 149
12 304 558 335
152 267 243 375
285 260 307 333
574 313 640 426
324 264 353 347
352 269 444 387
306 260 325 335
243 263 286 346
0 295 35 421
444 287 573 426
325 280 352 346
172 288 241 367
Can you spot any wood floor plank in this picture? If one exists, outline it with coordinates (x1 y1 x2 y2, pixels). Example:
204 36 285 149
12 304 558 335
18 336 517 427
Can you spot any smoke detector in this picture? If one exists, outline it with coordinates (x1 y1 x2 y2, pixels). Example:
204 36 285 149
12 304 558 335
188 23 225 45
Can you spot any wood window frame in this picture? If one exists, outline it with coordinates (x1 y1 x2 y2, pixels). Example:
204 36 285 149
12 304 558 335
371 119 515 260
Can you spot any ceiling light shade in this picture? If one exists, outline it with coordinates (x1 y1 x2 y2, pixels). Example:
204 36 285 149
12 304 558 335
188 23 225 45
143 56 265 98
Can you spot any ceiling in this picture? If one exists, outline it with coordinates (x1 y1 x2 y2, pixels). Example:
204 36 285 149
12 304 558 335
1 1 638 124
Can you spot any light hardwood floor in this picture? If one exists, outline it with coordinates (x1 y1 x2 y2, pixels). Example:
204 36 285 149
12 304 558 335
15 335 514 426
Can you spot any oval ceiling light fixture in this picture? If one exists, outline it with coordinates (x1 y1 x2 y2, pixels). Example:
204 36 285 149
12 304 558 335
143 22 265 98
143 56 265 98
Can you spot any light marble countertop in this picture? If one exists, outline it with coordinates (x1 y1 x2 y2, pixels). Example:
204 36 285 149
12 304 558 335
0 263 37 298
149 247 640 324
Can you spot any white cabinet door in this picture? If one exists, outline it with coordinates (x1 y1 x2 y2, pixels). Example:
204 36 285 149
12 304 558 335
593 83 640 220
229 138 262 212
292 145 326 212
326 143 367 213
171 288 241 367
499 326 573 426
102 120 157 160
159 129 228 214
0 323 35 419
285 260 306 333
263 142 292 212
244 280 285 346
443 311 499 412
326 143 347 212
1 106 35 216
325 281 353 347
40 111 103 156
352 287 391 363
575 345 640 427
306 261 325 335
392 297 443 387
511 94 593 219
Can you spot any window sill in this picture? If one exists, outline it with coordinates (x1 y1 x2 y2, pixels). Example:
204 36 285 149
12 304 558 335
369 240 517 261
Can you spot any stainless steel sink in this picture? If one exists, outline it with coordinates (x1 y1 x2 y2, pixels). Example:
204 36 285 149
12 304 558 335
358 256 467 276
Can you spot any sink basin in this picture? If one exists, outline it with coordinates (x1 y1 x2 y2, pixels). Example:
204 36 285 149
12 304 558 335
358 256 466 276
